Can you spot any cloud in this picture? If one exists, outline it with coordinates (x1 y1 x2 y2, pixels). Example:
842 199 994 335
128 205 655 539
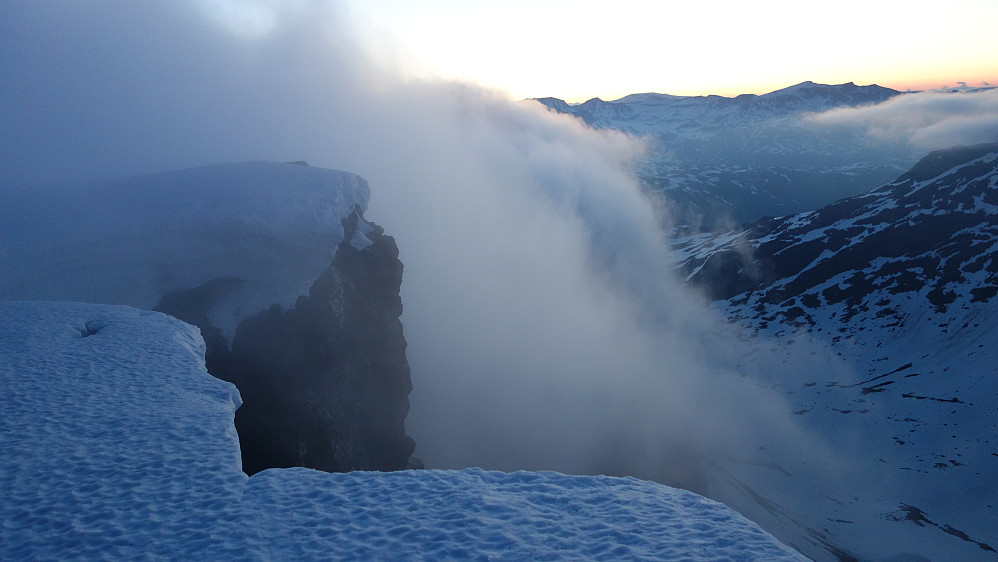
0 0 842 492
806 88 998 151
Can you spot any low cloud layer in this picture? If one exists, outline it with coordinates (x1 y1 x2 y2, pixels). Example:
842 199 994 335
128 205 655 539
807 88 998 151
1 1 846 490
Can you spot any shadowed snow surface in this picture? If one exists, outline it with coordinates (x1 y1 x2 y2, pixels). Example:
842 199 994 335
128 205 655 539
0 301 804 560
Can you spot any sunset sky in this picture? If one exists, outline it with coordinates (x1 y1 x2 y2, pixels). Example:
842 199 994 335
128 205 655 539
337 0 998 101
2 0 996 186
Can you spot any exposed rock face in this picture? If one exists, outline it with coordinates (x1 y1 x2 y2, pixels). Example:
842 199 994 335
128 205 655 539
158 208 418 474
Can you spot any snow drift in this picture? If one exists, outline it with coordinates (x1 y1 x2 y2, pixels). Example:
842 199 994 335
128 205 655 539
0 300 804 560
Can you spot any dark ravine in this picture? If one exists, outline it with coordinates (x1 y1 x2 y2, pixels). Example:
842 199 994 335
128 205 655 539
157 206 419 475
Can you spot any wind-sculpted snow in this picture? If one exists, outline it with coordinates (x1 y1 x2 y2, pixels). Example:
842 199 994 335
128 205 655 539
0 301 805 560
0 301 248 559
244 468 805 560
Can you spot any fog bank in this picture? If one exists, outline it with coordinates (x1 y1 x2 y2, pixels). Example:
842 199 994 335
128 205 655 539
807 88 998 151
1 1 839 489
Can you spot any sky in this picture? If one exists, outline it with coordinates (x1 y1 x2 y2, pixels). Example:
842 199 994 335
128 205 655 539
340 0 998 102
181 0 998 103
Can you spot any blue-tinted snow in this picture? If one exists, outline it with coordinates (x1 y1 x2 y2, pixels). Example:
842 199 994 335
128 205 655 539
0 301 805 560
0 162 369 340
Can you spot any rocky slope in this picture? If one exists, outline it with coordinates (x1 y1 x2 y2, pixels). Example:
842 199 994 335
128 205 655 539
678 143 998 317
674 144 998 560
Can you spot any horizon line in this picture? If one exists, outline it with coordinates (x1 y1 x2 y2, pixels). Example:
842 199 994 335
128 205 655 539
532 79 997 105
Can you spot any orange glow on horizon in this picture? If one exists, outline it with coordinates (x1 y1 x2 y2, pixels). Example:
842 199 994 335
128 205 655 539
539 75 998 104
347 0 998 105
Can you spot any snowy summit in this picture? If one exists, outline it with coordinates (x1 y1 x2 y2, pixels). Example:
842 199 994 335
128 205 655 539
0 300 805 559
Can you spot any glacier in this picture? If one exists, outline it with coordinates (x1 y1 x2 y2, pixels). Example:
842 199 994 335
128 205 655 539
0 300 805 560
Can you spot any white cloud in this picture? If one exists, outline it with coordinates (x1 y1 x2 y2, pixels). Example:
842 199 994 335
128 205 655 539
193 0 282 38
807 88 998 151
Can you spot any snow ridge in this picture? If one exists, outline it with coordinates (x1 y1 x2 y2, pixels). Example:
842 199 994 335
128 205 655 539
0 301 805 560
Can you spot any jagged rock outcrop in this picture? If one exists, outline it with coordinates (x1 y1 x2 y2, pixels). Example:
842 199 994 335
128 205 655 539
158 208 418 474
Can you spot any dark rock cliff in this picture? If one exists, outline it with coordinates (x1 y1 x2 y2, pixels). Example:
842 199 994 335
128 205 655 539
157 207 418 474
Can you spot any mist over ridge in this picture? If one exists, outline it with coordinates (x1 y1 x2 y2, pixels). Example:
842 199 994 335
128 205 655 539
0 1 852 486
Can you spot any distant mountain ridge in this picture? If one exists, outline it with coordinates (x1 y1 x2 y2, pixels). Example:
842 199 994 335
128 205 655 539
536 81 900 126
534 81 919 229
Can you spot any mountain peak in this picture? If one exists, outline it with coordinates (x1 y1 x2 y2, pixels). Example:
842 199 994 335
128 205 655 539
611 92 689 104
763 81 858 97
539 82 900 112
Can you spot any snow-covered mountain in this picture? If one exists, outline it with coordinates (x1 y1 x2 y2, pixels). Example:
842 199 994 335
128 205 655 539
535 82 919 228
539 81 900 132
0 300 805 560
674 143 998 560
0 161 417 474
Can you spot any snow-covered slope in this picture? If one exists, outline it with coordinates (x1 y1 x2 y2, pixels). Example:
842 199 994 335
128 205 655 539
0 300 805 560
535 82 917 228
673 144 998 560
0 161 370 340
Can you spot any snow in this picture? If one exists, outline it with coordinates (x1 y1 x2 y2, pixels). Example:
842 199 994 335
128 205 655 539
671 148 998 559
0 300 805 560
720 288 998 560
0 161 369 341
348 215 376 251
